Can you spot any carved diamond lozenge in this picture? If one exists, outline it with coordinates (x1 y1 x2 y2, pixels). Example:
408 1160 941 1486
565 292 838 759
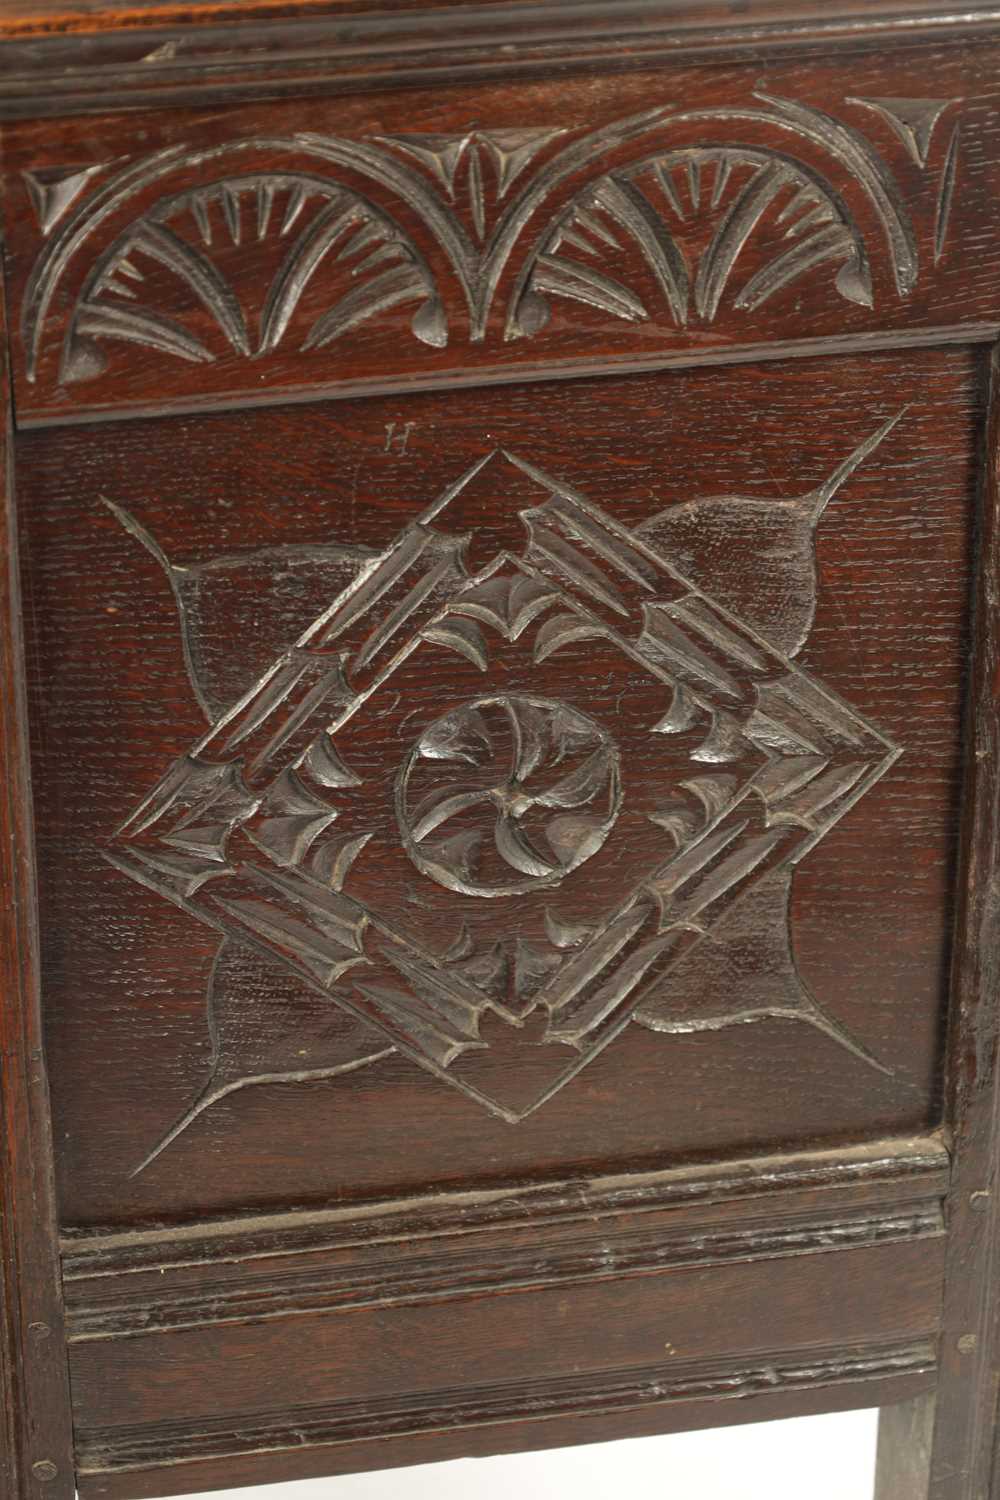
109 441 901 1126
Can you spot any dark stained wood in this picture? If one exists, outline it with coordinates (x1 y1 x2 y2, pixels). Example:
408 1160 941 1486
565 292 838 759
67 1235 945 1432
4 1 1000 122
13 349 975 1224
64 1145 945 1491
77 1348 936 1500
3 0 1000 42
5 5 1000 1499
57 1135 948 1338
0 272 76 1500
61 1135 947 1491
4 49 1000 425
911 344 1000 1496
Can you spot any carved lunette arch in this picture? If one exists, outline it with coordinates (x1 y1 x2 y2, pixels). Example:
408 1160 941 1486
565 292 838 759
504 95 919 338
22 137 464 384
60 170 447 385
21 95 939 385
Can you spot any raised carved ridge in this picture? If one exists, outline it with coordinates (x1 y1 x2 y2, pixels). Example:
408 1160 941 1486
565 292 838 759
0 3 993 121
74 1340 937 1476
19 92 962 390
105 416 904 1163
60 1134 949 1276
58 1133 951 1280
65 1201 943 1341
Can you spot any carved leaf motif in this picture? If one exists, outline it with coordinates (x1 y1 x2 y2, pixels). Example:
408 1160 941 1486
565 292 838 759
446 933 565 1022
638 413 903 656
103 499 375 719
633 868 890 1073
378 128 566 243
23 161 109 235
452 573 560 639
119 756 261 897
62 174 445 384
133 940 394 1174
847 97 954 168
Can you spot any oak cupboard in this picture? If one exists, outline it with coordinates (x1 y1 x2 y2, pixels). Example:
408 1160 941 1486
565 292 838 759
1 4 1000 1498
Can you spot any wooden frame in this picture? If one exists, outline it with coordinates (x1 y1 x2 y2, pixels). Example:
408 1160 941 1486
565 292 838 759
0 267 75 1500
4 5 1000 1498
880 346 1000 1497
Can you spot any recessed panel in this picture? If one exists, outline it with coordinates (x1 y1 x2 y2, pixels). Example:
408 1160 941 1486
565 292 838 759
15 347 976 1225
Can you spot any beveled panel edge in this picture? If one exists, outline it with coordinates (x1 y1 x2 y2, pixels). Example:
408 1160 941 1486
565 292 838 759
2 2 1000 120
62 1128 953 1284
72 1358 935 1500
14 324 999 433
73 1338 938 1496
60 1134 950 1347
64 1200 946 1343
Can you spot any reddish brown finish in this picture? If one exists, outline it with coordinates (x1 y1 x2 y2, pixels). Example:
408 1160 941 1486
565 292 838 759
924 343 1000 1498
4 6 1000 1500
64 1137 946 1495
0 273 75 1500
14 350 975 1222
1 54 995 425
4 1 1000 125
1 0 997 43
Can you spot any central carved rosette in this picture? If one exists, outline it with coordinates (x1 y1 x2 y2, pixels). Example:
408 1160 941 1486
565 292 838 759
397 695 621 898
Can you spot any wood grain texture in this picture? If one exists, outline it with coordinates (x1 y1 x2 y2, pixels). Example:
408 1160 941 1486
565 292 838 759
875 1392 937 1500
4 1 1000 120
58 1136 947 1492
4 0 1000 42
0 268 76 1500
72 1349 937 1500
4 46 1000 423
14 348 977 1225
57 1135 948 1338
74 1342 938 1500
914 345 1000 1496
5 6 1000 1497
66 1234 943 1468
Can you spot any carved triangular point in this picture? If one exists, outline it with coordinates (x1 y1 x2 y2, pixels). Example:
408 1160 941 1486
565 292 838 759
376 134 472 195
23 162 108 234
847 97 954 166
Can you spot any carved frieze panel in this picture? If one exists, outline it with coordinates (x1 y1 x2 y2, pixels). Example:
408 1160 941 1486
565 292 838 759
5 56 997 422
105 422 902 1169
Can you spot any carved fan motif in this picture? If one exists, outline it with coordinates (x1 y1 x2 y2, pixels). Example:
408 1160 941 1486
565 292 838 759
511 147 872 340
63 172 445 384
21 94 960 387
106 418 904 1166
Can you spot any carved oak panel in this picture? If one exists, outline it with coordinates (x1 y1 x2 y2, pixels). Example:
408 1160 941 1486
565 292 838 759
106 429 900 1159
5 49 1000 422
7 7 1000 1499
16 347 974 1225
